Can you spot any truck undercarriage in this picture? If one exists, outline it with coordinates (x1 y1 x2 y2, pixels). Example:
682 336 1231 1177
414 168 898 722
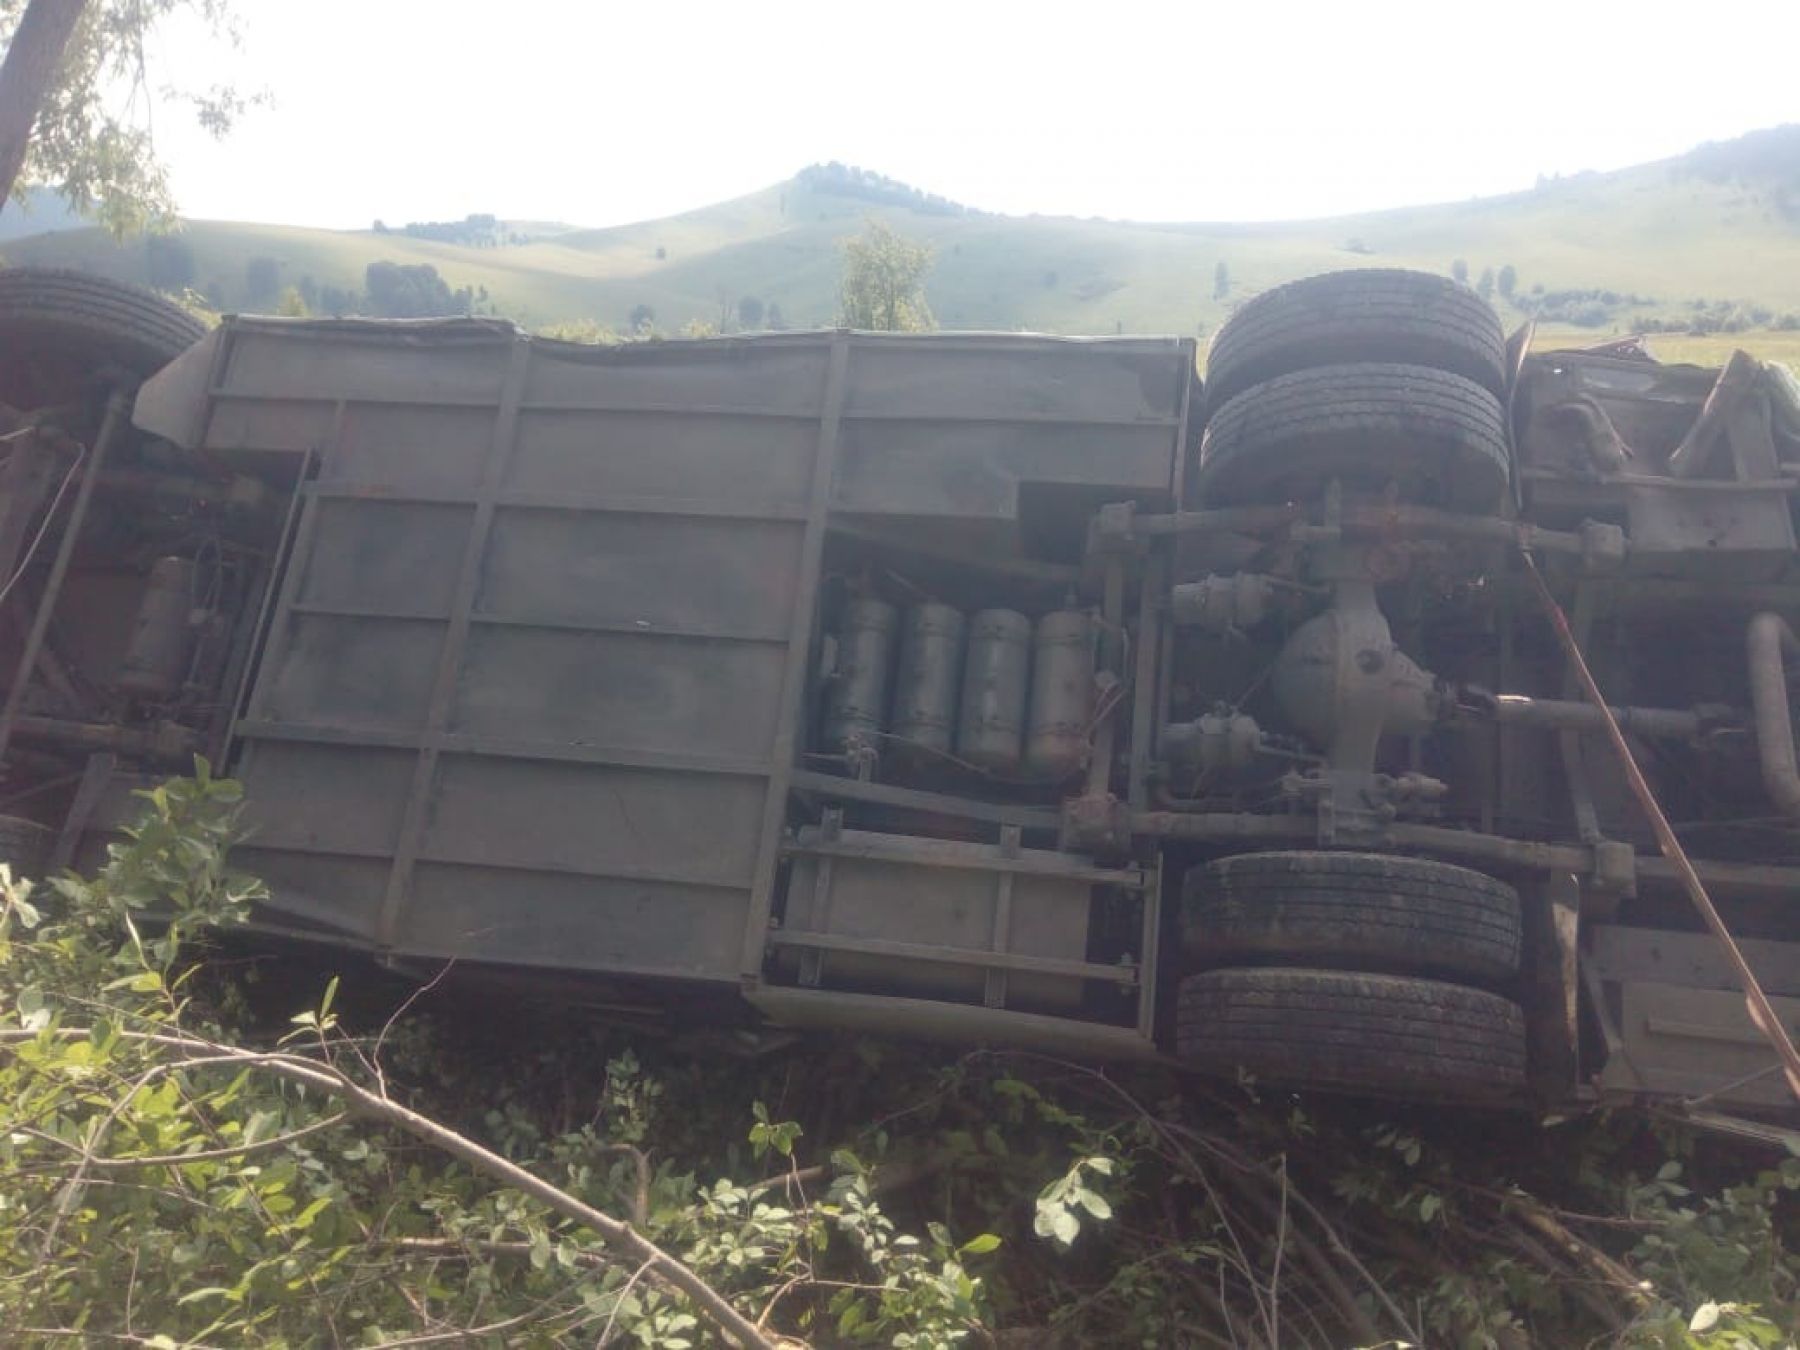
4 266 1798 1118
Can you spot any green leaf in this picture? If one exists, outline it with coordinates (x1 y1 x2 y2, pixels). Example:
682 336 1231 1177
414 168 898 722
1074 1187 1112 1221
16 985 49 1032
959 1233 1002 1255
1051 1208 1080 1245
176 1286 235 1306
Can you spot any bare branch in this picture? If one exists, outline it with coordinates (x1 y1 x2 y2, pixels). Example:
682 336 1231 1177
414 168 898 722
17 1111 349 1170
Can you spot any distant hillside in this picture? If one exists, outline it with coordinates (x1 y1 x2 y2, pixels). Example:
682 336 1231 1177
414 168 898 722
5 128 1800 347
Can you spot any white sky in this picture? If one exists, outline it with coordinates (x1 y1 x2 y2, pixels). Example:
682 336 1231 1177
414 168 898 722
145 0 1800 230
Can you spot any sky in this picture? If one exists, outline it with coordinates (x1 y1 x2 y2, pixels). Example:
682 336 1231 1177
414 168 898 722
144 0 1800 231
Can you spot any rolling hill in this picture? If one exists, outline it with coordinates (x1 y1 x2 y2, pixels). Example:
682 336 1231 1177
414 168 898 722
4 126 1799 355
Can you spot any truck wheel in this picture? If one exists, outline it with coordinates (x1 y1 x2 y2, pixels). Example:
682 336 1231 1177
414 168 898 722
1176 967 1527 1100
1182 850 1522 984
1204 268 1507 411
1196 362 1509 512
0 267 207 407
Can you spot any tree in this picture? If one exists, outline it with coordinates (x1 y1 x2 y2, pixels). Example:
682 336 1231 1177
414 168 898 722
1498 264 1518 300
144 230 194 290
0 0 255 236
244 254 280 305
364 260 462 318
765 301 786 331
838 218 935 332
1213 260 1230 300
0 0 88 222
275 284 308 317
1452 258 1470 285
737 294 765 330
628 303 656 334
1476 266 1496 301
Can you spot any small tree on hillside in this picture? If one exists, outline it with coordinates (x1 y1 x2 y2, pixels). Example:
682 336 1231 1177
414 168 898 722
1452 258 1469 285
737 294 764 329
1498 264 1518 300
1213 260 1231 300
838 219 935 331
144 230 194 290
1476 266 1495 301
628 303 656 334
245 254 280 305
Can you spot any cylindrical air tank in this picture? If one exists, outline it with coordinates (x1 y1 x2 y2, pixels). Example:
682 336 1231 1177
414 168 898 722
956 608 1030 774
891 602 965 759
822 597 897 753
116 556 198 699
1025 609 1095 779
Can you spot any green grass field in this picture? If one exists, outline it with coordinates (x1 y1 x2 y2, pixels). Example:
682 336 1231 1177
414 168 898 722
5 134 1798 354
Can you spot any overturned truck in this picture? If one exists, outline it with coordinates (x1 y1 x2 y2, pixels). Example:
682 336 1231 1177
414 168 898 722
6 265 1800 1115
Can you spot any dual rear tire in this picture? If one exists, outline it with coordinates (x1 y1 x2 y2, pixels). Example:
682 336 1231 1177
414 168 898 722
1175 851 1529 1102
1195 269 1511 512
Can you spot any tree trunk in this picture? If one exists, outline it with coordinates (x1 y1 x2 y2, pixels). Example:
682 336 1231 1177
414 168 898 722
0 0 88 210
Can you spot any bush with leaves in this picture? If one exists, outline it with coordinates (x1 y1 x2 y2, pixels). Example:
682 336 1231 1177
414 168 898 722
4 767 1798 1348
0 768 1010 1347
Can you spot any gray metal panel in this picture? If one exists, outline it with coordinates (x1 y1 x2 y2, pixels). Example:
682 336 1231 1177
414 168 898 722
256 614 444 732
234 849 392 939
227 324 835 982
1604 981 1800 1109
204 398 338 455
479 508 802 638
522 335 830 413
235 741 417 855
1588 924 1800 998
830 335 1190 526
218 320 512 404
298 499 472 616
327 403 494 492
421 755 765 884
507 410 818 506
835 421 1175 520
450 626 787 757
839 335 1187 423
185 322 1187 988
393 863 747 977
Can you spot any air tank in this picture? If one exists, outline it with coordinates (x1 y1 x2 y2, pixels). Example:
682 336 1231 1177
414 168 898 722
116 556 197 699
1025 609 1095 779
891 602 965 760
822 597 897 754
956 608 1030 774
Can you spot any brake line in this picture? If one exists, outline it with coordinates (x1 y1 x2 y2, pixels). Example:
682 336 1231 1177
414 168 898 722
1520 549 1800 1104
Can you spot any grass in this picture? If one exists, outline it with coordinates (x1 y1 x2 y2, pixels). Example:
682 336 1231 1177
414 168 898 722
5 136 1798 349
1549 330 1800 367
